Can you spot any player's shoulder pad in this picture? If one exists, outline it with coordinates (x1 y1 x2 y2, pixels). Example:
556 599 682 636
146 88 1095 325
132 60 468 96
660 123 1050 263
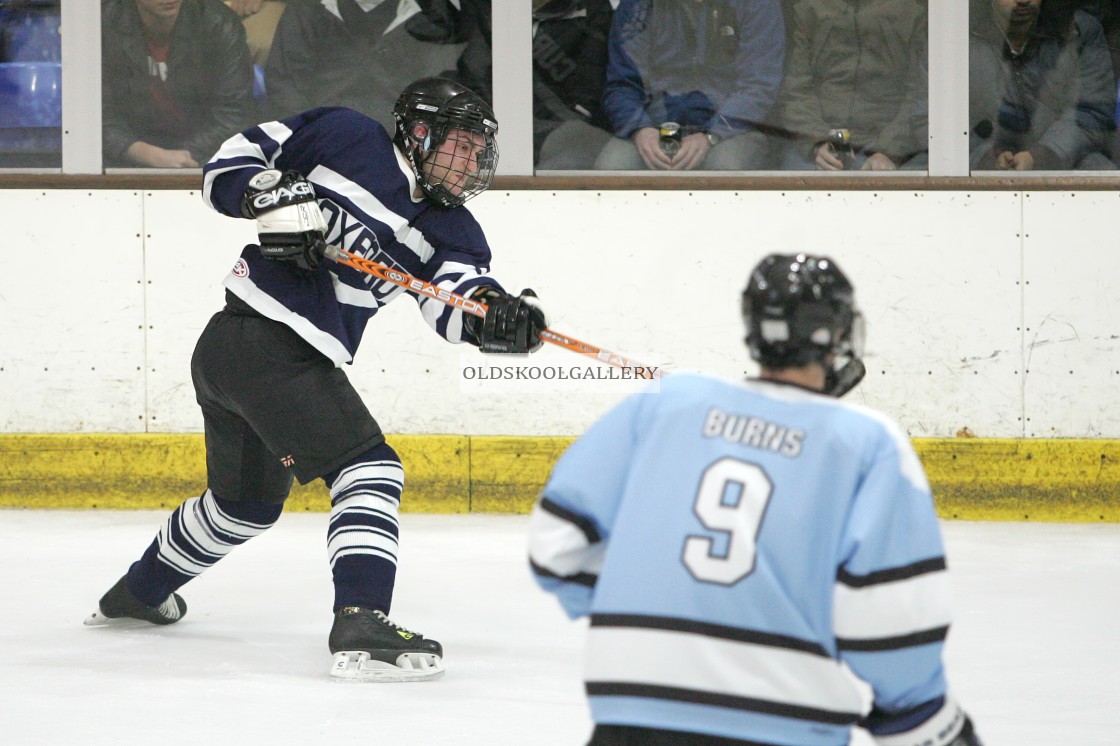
415 206 490 259
278 107 385 143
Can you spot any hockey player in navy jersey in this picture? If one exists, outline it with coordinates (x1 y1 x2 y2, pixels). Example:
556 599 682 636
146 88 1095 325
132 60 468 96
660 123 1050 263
86 77 548 682
529 254 982 745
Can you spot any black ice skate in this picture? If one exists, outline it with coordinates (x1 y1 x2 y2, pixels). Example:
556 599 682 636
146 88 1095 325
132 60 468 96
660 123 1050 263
83 575 187 627
328 606 444 682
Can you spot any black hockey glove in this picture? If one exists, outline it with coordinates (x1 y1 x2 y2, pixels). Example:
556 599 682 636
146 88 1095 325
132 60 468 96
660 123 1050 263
467 287 548 354
241 169 328 271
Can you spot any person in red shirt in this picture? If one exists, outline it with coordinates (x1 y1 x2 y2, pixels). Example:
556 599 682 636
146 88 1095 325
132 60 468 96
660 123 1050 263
102 0 258 168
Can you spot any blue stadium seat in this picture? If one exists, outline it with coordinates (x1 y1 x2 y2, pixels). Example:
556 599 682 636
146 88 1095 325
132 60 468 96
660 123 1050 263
0 61 61 164
0 61 60 127
0 3 61 63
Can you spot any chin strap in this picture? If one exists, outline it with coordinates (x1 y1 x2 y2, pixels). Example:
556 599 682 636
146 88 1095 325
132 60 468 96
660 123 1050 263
826 358 866 397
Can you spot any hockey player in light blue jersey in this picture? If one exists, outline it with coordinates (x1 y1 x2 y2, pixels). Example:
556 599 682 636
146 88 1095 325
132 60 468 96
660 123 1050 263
529 254 982 746
86 78 548 682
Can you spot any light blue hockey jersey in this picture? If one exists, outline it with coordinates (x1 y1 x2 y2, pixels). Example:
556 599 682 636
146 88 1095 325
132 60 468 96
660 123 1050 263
529 372 955 746
201 107 503 366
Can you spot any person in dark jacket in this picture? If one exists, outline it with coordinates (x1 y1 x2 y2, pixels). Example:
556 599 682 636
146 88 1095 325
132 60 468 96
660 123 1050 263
454 0 615 170
968 0 1116 170
1075 0 1120 77
595 0 785 171
263 0 464 130
102 0 258 168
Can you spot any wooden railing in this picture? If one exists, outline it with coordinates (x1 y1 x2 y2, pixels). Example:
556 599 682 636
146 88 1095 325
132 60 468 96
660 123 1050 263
1 173 1119 191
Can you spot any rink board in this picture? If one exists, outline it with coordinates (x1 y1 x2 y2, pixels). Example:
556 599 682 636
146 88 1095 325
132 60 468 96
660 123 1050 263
1 434 1118 522
2 189 1120 439
2 190 1119 521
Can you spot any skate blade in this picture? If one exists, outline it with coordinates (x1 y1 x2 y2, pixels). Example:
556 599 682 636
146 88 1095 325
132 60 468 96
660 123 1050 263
83 610 160 628
329 651 445 682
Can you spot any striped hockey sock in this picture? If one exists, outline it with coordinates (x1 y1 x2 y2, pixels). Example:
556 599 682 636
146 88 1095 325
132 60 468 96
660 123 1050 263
326 443 403 613
127 490 283 607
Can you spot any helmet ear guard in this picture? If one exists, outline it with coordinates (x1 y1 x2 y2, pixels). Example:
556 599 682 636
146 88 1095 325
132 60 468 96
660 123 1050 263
742 253 866 397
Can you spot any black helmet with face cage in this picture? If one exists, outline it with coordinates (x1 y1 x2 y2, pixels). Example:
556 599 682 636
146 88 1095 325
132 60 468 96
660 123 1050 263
741 253 866 397
393 77 499 208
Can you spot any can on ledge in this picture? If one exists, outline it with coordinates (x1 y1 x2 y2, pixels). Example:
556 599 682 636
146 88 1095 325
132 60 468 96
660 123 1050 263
659 121 682 156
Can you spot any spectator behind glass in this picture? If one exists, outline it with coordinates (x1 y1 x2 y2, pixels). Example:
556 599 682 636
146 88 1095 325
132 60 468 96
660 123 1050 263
102 0 257 169
454 0 615 170
775 1 927 171
1076 0 1120 77
225 0 287 66
969 0 1116 170
263 0 465 130
596 0 785 171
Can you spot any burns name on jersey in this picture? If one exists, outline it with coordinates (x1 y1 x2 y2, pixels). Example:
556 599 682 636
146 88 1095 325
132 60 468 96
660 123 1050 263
702 406 804 457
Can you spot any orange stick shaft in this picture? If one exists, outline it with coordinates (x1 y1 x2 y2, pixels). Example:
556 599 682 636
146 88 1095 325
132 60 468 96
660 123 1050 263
324 246 658 376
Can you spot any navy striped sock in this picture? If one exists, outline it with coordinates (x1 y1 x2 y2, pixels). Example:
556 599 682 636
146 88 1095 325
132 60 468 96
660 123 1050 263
326 443 402 613
127 490 282 606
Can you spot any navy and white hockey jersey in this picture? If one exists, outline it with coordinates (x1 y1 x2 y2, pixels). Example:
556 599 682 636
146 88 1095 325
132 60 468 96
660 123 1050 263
529 372 958 746
202 107 502 366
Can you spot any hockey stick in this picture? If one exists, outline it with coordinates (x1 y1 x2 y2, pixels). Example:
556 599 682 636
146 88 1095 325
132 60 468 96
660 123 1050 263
322 245 658 376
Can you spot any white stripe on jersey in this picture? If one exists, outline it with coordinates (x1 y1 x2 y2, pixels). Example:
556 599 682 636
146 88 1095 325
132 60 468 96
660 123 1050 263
585 626 864 716
833 569 952 641
309 164 410 236
437 298 467 344
528 501 605 579
330 272 383 309
201 161 244 208
203 122 292 206
258 120 295 150
420 260 493 342
223 274 353 365
396 224 437 263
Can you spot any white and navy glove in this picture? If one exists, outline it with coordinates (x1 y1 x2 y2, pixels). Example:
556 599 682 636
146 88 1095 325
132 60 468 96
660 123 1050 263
240 169 328 271
467 287 548 354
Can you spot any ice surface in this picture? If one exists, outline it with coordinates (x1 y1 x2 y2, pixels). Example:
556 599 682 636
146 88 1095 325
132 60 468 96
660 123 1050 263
0 510 1116 745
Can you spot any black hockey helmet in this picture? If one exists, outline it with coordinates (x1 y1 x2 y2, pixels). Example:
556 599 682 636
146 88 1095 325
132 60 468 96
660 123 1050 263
393 77 499 208
741 253 866 397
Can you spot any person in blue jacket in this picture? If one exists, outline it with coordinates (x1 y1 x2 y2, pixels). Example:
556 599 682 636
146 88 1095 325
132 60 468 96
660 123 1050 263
595 0 785 170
